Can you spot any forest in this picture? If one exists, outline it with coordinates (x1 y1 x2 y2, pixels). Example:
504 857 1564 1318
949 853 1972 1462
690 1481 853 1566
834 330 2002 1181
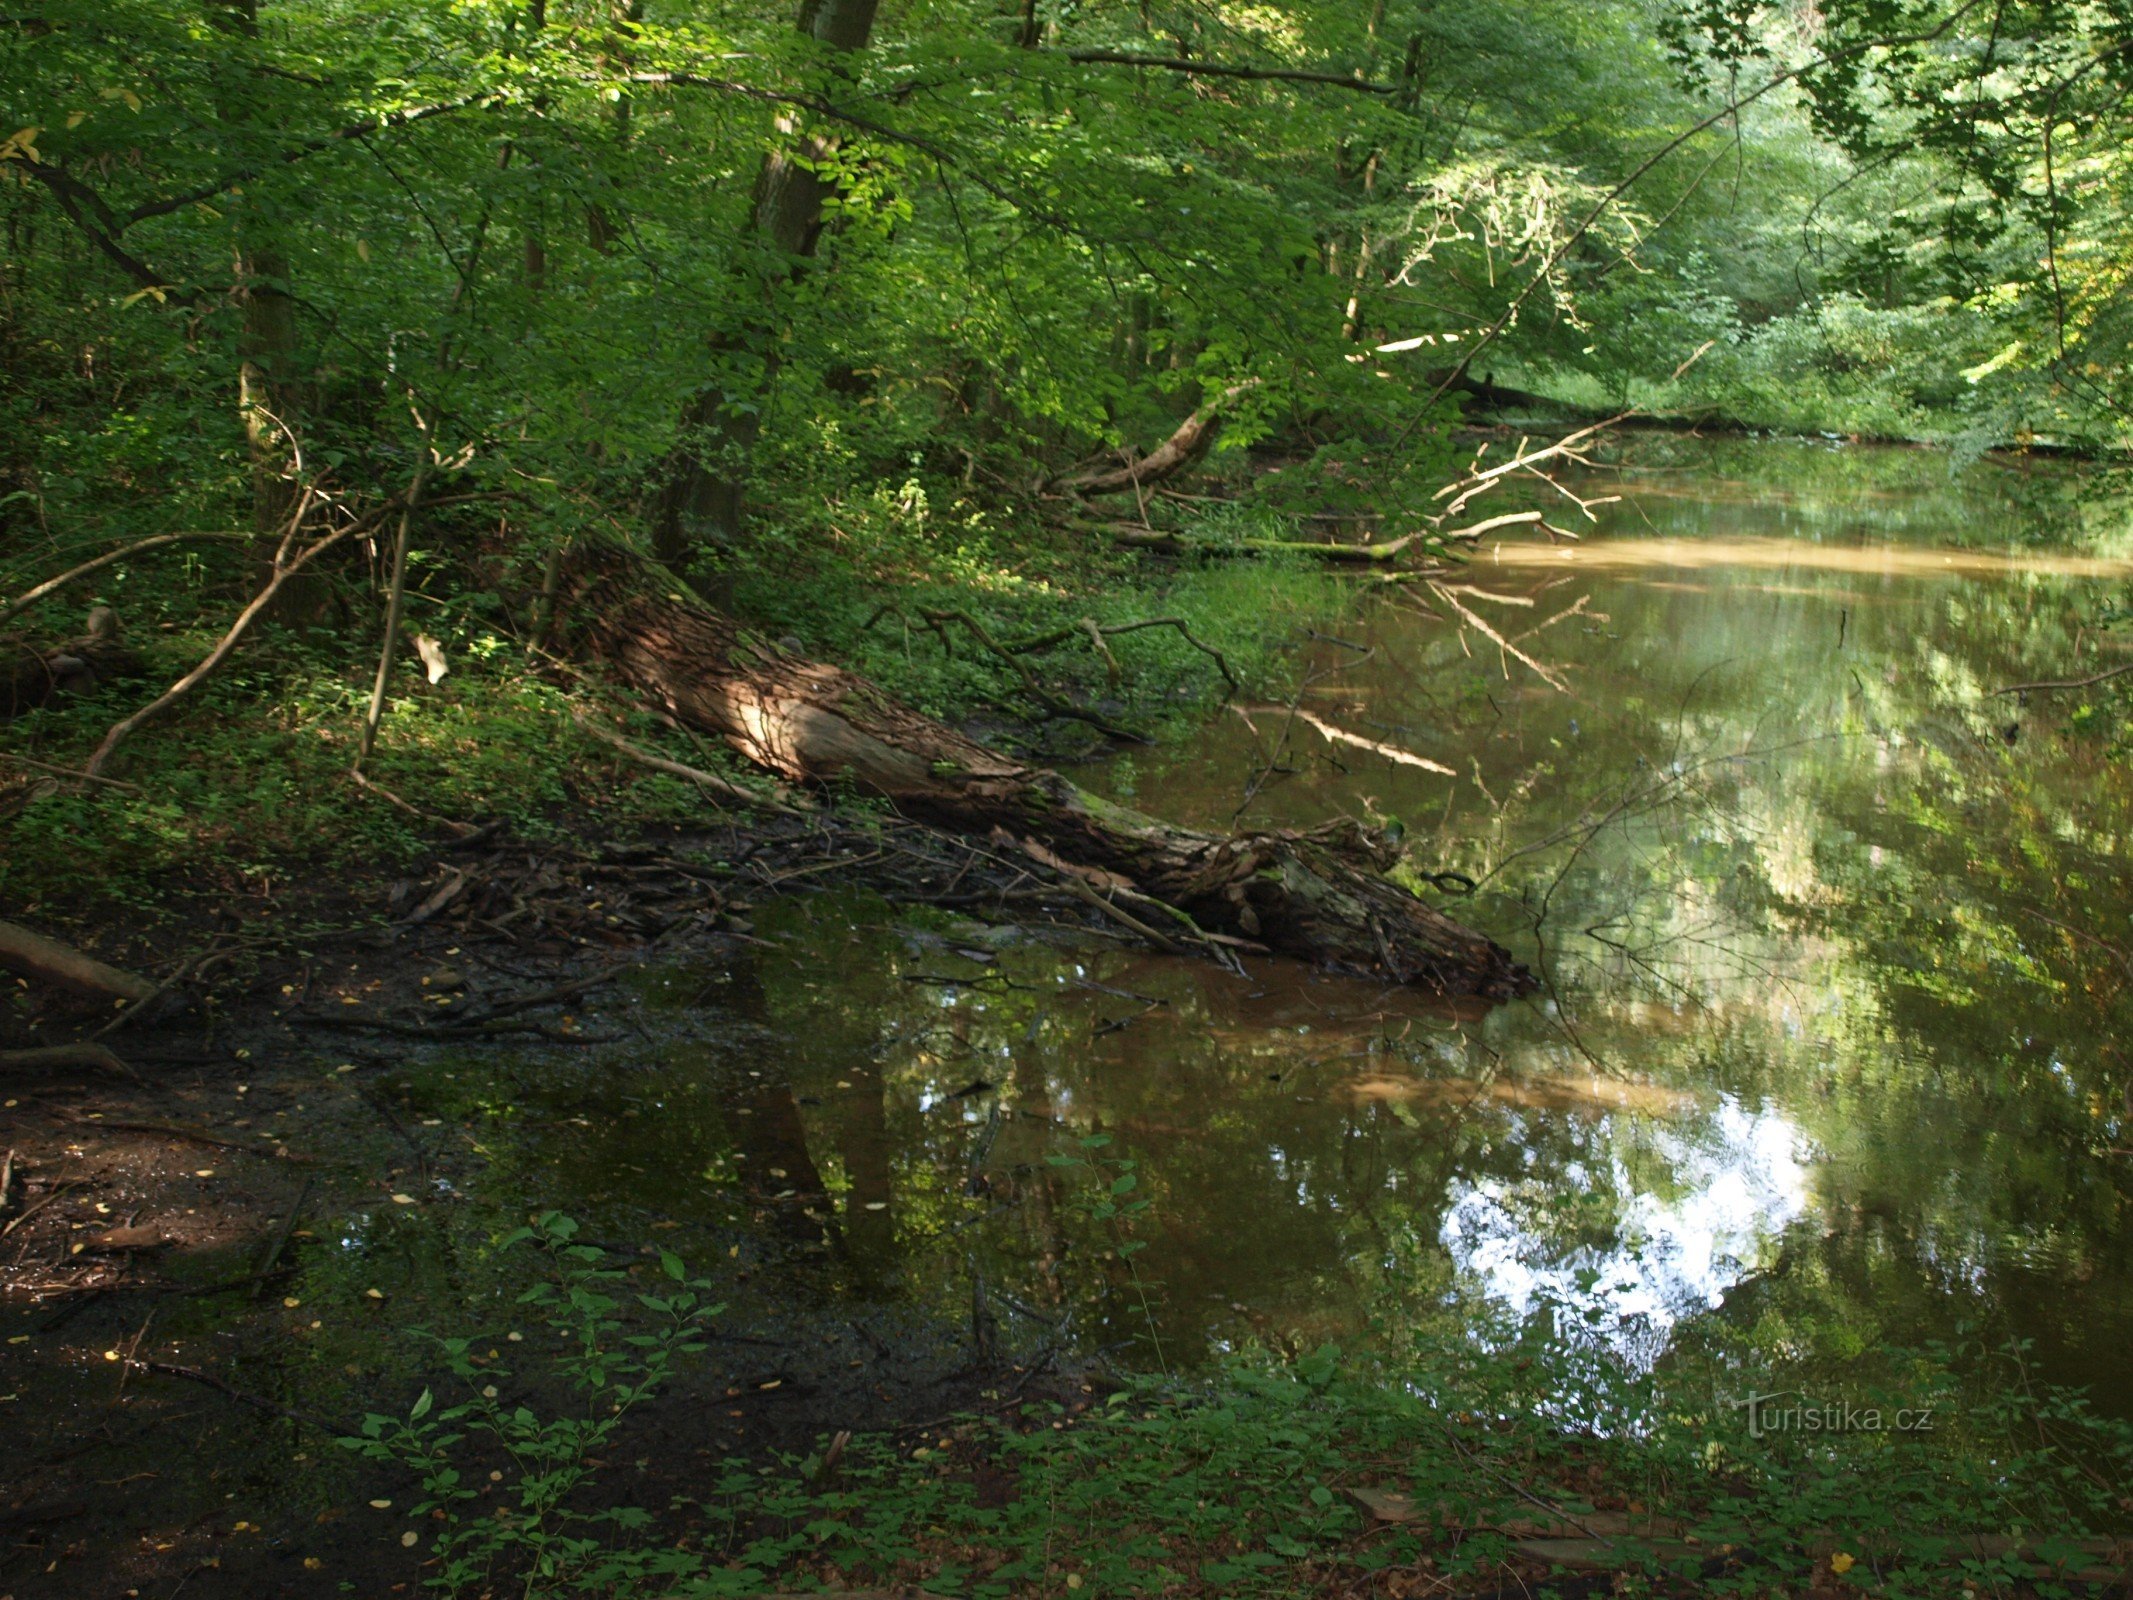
4 0 2133 1596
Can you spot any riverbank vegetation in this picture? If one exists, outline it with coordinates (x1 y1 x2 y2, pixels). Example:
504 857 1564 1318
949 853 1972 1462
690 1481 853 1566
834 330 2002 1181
6 0 2133 1594
6 0 2130 907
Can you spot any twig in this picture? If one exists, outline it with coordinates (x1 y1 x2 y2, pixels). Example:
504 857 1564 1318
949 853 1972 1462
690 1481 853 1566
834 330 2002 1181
0 753 140 791
914 608 1151 741
1048 873 1187 956
1009 616 1240 692
251 1177 314 1298
1429 580 1572 693
0 530 251 631
112 1306 155 1405
442 962 635 1029
348 767 476 835
1992 662 2133 696
82 487 405 777
0 1043 133 1075
1 1179 76 1237
570 706 805 815
47 1110 313 1163
353 463 427 773
134 1359 358 1439
1273 705 1455 774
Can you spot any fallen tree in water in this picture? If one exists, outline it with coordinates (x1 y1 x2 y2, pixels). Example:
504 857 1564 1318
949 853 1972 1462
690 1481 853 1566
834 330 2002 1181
564 545 1531 998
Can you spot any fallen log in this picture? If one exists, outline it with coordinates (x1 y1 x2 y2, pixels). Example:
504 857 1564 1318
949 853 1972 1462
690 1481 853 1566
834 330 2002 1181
0 1043 133 1074
565 546 1531 997
2 607 144 719
0 920 158 1004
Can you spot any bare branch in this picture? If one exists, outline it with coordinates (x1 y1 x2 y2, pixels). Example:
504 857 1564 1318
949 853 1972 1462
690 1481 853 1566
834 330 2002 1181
0 531 250 631
1059 49 1393 94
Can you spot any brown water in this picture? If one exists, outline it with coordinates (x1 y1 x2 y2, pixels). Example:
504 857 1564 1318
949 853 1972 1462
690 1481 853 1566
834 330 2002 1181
438 438 2133 1407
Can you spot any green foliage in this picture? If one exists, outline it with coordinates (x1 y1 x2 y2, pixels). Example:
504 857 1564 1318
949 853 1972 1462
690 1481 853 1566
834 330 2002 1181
341 1212 723 1599
0 627 714 916
344 1218 2133 1600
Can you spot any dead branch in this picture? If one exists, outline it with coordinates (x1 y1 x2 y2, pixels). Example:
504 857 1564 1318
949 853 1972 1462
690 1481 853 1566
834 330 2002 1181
0 919 157 1003
1436 418 1620 520
79 487 395 777
1429 580 1572 693
1509 593 1597 647
1278 706 1456 774
1055 380 1261 495
353 467 428 773
0 1043 133 1074
906 608 1151 742
0 531 250 631
1993 662 2133 696
1004 615 1241 692
570 705 806 814
1098 510 1535 566
0 752 140 790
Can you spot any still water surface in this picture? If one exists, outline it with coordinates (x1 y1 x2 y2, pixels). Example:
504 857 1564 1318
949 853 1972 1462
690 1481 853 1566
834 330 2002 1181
478 439 2133 1409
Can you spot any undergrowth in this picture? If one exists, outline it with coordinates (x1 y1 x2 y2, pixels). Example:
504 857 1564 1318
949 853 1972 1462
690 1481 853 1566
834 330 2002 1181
0 496 1343 924
353 1217 2133 1600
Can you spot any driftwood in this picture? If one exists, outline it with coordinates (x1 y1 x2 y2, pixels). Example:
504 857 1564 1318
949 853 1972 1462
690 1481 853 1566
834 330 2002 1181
2 607 143 719
566 545 1530 997
0 919 158 1004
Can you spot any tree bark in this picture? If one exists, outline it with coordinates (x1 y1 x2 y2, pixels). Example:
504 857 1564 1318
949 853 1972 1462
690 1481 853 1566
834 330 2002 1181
214 0 322 620
653 0 882 565
565 546 1530 998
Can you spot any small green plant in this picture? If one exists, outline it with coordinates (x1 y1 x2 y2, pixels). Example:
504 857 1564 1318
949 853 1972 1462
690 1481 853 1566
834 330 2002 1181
1048 1133 1167 1373
341 1213 722 1598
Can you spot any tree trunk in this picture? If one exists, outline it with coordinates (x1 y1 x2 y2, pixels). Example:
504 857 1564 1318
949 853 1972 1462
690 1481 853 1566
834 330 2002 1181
215 0 322 620
653 0 881 565
565 547 1530 998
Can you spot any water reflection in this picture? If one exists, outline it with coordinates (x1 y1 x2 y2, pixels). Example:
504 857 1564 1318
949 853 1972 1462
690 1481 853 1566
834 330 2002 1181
438 439 2133 1411
1442 1097 1812 1366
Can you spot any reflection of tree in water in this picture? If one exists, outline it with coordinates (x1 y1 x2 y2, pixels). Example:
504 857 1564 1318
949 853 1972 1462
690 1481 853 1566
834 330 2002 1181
1077 440 2133 1402
514 443 2133 1405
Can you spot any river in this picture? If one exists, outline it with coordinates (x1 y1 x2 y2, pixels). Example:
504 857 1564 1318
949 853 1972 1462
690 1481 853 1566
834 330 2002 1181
442 436 2133 1414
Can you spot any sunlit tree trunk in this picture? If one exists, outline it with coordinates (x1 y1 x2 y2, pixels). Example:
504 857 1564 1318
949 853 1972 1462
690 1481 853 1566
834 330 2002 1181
653 0 881 566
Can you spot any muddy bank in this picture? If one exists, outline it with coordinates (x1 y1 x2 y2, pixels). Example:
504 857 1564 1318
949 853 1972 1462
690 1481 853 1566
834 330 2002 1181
0 814 1146 1598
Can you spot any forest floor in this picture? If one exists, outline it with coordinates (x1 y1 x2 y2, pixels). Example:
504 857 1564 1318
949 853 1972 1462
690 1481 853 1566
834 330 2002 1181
0 812 1728 1600
0 808 1129 1597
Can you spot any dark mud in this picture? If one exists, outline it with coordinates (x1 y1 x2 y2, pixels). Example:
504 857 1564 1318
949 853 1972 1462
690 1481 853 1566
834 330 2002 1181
0 815 1122 1599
